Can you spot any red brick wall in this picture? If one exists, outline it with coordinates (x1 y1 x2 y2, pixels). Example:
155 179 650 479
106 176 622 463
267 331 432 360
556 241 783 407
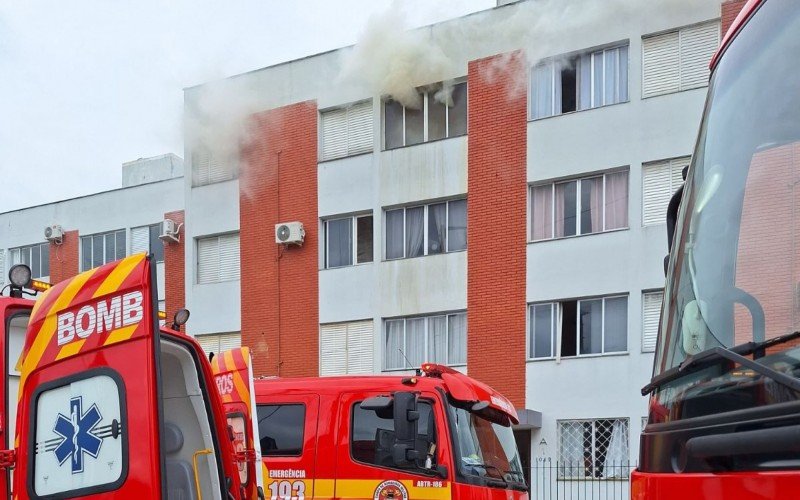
49 230 79 284
721 0 748 36
734 143 800 348
466 52 527 408
239 101 319 378
163 210 186 325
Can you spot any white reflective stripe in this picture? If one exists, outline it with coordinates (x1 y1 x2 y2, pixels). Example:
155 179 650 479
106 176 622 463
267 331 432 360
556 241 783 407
346 101 373 155
130 226 149 254
642 31 680 97
680 21 720 90
642 291 664 352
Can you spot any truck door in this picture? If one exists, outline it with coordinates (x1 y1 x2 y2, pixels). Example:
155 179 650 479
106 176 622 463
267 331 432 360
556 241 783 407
337 390 452 500
12 253 221 498
211 347 264 499
1 300 32 499
257 393 318 499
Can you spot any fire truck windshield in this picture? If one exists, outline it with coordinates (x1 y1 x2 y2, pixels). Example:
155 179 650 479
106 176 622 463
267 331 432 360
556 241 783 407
448 400 526 489
651 0 800 423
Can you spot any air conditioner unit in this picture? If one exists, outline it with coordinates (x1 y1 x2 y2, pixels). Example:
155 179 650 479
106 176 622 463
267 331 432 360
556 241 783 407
275 222 304 245
44 224 63 243
159 218 181 244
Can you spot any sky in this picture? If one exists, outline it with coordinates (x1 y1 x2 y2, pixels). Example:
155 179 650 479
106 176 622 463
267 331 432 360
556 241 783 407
0 0 494 213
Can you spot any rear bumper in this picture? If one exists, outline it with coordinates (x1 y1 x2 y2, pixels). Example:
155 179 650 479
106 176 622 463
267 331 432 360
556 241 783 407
631 468 800 499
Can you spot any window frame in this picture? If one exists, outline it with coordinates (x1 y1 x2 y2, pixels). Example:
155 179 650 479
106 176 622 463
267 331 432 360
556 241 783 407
323 213 373 269
556 417 630 481
255 403 307 458
79 229 126 272
527 294 629 361
9 242 50 279
383 312 467 371
529 168 629 242
529 42 630 120
383 80 468 150
384 198 467 260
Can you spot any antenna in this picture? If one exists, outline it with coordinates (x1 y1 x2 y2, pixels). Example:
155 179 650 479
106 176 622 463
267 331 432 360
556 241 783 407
398 349 422 376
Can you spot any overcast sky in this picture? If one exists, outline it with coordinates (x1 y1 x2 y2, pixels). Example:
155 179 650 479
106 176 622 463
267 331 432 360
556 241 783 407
0 1 494 213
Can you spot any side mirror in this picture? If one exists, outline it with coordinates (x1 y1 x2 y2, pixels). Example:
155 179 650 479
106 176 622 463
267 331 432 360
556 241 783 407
391 391 420 466
360 396 393 411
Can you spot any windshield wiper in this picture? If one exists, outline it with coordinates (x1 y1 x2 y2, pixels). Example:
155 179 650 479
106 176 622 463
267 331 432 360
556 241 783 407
642 330 800 396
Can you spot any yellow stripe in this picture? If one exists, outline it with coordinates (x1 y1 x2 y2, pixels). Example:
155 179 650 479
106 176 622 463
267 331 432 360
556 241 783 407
29 284 55 323
333 479 451 499
225 350 250 405
93 253 145 298
18 268 98 401
55 339 86 360
103 324 140 346
313 479 335 498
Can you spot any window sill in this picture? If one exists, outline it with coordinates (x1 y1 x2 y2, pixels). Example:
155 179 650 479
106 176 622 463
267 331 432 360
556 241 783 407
320 261 374 271
382 133 467 152
318 150 373 164
528 100 629 123
527 351 629 362
382 248 467 263
528 226 629 244
642 85 708 100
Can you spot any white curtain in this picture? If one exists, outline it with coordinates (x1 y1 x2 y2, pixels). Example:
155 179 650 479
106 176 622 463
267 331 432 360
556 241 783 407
578 53 592 110
579 299 603 355
581 177 603 234
553 58 564 115
428 203 447 254
386 209 405 259
532 62 553 119
604 171 629 230
406 207 424 257
604 47 620 105
618 45 629 102
603 420 628 478
592 51 604 107
428 316 447 364
447 313 467 364
385 320 404 370
531 185 553 241
406 318 426 367
326 218 352 267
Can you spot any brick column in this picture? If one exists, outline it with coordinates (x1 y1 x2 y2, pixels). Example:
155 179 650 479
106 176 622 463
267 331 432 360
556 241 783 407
49 229 79 284
721 0 748 36
239 101 319 378
163 210 186 323
466 52 528 408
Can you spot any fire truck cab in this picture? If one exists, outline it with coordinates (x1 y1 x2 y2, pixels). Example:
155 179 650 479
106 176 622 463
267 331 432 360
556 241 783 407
251 364 529 499
8 254 243 499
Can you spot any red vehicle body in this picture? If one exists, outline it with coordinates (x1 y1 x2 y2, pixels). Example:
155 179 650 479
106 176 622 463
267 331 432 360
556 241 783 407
5 254 245 499
250 364 529 500
633 0 800 497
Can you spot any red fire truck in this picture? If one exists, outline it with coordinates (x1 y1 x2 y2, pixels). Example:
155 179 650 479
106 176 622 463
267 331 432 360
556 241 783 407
632 0 800 497
5 254 245 499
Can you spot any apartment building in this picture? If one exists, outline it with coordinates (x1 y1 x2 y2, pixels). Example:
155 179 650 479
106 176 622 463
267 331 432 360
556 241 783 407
0 0 750 488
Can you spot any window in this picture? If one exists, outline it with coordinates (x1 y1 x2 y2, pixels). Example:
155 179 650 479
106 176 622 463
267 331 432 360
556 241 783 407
80 230 126 271
9 243 50 279
32 372 125 496
642 21 720 98
528 295 628 359
531 44 629 119
384 81 467 149
193 147 235 186
351 400 434 470
256 404 305 456
558 419 629 479
642 291 663 353
321 100 373 161
384 312 466 370
531 170 628 241
195 332 241 356
642 156 689 226
131 223 165 262
320 320 374 375
385 199 467 259
324 214 373 268
197 233 240 284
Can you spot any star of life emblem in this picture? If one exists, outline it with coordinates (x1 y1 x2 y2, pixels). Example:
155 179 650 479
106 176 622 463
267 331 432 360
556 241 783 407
52 396 104 474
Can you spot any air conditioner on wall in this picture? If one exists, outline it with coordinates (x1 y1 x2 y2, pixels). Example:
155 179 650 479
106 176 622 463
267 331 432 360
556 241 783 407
275 222 304 245
159 218 181 244
44 224 63 243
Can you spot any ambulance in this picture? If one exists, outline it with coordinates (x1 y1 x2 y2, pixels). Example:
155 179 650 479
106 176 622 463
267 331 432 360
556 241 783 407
213 357 530 499
4 253 247 499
